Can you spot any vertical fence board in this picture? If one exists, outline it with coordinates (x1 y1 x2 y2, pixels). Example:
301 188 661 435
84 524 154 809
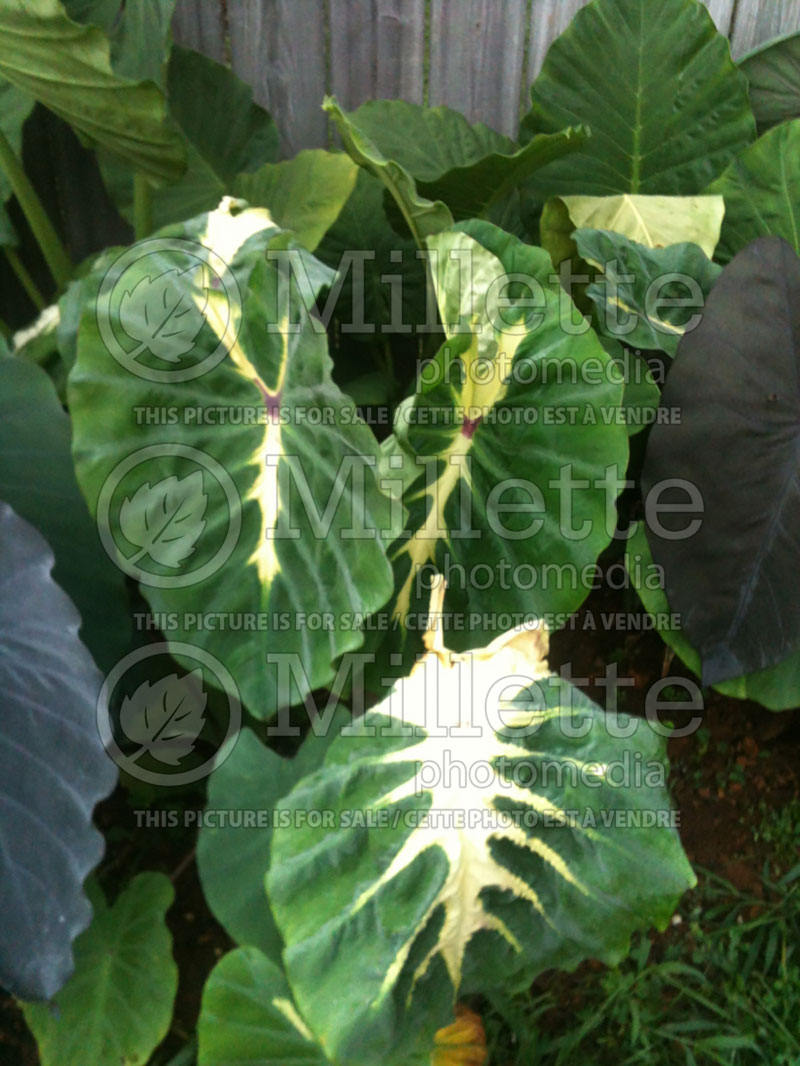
330 0 426 108
429 0 527 134
704 0 737 35
171 0 226 62
175 0 800 153
375 0 426 102
228 0 328 157
525 0 589 87
330 0 375 109
730 0 800 55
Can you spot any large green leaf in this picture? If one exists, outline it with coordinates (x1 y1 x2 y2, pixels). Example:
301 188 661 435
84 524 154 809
520 0 755 196
0 504 117 1000
21 873 178 1065
707 120 800 262
387 221 628 652
0 0 184 181
68 203 399 717
740 31 800 132
101 45 280 230
626 523 800 711
326 96 586 225
641 236 800 685
0 355 131 670
268 612 694 1064
198 947 328 1066
574 229 722 357
196 716 348 961
234 150 359 252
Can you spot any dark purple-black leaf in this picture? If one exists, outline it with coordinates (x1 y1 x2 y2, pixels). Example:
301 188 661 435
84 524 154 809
0 503 117 1000
642 237 800 685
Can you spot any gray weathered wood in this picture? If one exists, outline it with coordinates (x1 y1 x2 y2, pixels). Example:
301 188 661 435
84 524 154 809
526 0 589 86
171 0 226 63
330 0 426 108
227 0 328 157
171 0 800 153
730 0 800 56
704 0 737 35
429 0 528 134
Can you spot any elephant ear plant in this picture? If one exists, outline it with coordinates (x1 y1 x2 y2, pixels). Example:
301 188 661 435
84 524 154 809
1 0 799 1063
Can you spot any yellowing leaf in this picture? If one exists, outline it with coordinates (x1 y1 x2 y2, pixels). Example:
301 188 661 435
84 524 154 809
431 1005 487 1066
558 194 725 256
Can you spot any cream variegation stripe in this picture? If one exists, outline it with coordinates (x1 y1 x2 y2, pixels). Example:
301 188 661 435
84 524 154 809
271 997 316 1042
393 324 524 622
197 202 290 584
583 252 687 340
349 591 598 1004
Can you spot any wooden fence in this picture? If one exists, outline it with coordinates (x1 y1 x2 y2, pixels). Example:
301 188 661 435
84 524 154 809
172 0 800 156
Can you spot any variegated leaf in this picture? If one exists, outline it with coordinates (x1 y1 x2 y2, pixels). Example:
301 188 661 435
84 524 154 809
268 586 695 1063
68 201 399 717
386 220 628 656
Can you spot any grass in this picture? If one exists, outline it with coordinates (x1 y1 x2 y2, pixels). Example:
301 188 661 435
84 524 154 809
482 862 800 1066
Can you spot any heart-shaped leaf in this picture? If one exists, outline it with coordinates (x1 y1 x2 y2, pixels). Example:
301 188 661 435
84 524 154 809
641 236 800 684
520 0 755 196
553 194 725 257
326 96 586 228
198 947 328 1066
21 873 178 1066
323 96 452 245
268 595 694 1064
233 149 359 252
384 220 628 655
626 523 800 711
69 202 399 717
99 44 281 229
0 503 117 1000
196 715 349 961
0 355 130 671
